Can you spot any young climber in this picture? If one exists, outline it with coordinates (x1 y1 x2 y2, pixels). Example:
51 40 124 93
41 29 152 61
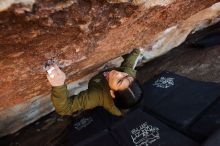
46 48 142 116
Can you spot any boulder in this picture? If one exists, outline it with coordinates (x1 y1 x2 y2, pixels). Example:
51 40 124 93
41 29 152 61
0 0 220 136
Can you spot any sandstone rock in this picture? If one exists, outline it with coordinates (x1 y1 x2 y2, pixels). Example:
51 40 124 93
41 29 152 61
0 0 220 137
0 0 35 12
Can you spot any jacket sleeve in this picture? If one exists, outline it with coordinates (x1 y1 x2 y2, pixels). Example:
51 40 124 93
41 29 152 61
120 48 141 77
51 84 103 116
51 84 122 116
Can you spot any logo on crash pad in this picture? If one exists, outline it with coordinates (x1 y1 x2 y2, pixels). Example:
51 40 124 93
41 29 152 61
73 117 93 131
130 122 160 146
153 77 174 88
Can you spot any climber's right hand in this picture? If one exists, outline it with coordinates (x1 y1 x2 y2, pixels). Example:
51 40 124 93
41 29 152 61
46 64 66 87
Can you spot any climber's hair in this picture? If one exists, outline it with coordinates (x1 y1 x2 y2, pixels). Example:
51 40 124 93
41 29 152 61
114 80 142 109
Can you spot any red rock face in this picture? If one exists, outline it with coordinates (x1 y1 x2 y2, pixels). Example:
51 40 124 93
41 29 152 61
0 0 219 135
0 0 137 110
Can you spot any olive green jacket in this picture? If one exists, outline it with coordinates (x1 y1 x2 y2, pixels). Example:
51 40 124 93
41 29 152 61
51 49 141 116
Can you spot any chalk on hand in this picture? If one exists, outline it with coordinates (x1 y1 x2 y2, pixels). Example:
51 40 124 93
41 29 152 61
47 67 55 78
49 74 55 78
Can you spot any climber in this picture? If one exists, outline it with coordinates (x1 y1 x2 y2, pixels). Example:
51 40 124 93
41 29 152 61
46 48 143 116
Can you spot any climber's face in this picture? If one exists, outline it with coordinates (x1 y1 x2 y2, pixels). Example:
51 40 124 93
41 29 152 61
106 70 134 91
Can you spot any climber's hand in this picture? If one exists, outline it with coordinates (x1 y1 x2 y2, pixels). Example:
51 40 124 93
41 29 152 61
46 64 66 87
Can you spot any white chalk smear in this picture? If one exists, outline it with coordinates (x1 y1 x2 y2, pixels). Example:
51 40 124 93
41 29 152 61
47 67 55 78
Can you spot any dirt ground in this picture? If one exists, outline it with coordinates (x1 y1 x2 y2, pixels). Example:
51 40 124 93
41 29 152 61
0 21 220 146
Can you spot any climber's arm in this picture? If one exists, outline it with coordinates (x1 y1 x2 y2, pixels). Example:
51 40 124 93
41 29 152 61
120 48 141 77
47 64 121 116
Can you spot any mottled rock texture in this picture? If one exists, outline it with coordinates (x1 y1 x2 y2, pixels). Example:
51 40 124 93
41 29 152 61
0 0 220 136
1 23 220 146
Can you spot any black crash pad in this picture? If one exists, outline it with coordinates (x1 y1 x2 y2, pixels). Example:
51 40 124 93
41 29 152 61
110 109 198 146
190 99 220 140
202 129 220 146
75 130 118 146
141 71 220 128
66 107 121 145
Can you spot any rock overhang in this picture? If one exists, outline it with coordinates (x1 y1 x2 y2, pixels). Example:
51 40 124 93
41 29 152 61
0 0 220 137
